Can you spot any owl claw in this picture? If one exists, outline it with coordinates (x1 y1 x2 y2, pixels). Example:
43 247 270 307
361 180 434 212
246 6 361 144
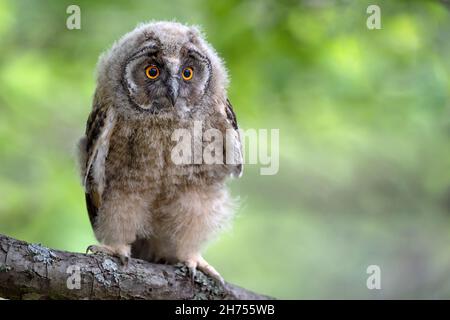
188 265 197 283
86 244 131 267
120 255 130 267
183 255 224 285
86 244 113 255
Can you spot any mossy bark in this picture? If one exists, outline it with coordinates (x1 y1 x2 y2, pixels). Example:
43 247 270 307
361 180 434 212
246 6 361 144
0 234 271 300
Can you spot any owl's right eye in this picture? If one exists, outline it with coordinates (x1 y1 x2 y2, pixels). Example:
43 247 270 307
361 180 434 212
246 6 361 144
145 65 160 79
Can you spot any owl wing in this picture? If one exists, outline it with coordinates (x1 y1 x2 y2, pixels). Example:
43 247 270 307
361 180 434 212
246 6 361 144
223 98 243 178
78 98 116 227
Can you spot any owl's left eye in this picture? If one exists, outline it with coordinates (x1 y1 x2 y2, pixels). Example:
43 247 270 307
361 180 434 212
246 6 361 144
182 67 193 81
145 65 160 79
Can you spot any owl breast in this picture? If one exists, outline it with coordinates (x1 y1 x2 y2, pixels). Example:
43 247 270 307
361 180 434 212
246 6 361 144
104 113 228 205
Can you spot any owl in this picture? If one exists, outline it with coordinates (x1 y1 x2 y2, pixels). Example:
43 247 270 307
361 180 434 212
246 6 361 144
77 21 243 283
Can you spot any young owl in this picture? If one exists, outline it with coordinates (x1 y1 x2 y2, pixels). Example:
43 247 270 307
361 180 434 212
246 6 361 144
77 21 242 283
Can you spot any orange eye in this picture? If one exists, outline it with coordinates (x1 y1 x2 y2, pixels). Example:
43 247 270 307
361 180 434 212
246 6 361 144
145 65 159 79
182 67 193 80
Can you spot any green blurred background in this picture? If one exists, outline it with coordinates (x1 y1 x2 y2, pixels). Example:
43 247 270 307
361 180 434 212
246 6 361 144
1 0 450 299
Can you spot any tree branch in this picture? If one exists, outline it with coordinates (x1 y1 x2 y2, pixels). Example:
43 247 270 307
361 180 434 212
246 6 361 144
0 234 271 300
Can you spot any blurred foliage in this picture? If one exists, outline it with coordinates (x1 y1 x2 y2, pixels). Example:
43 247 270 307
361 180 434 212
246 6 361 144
1 0 450 299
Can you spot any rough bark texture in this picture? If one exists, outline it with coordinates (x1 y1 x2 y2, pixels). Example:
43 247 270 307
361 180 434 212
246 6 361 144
0 234 271 300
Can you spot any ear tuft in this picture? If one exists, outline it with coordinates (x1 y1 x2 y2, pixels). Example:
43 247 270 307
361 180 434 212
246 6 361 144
143 30 157 42
187 25 204 44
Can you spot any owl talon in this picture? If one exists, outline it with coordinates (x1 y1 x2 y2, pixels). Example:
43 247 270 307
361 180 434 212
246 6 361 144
86 244 131 267
120 255 130 267
183 255 224 285
198 260 224 285
86 244 113 255
188 266 197 281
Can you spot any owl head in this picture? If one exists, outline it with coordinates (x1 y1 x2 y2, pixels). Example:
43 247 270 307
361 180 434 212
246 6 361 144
95 21 228 118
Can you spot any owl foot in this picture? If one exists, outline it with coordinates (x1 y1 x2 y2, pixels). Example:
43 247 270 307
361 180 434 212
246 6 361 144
86 244 130 266
184 254 224 285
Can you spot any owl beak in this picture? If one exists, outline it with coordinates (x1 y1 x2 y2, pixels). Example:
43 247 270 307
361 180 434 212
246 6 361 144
167 79 179 106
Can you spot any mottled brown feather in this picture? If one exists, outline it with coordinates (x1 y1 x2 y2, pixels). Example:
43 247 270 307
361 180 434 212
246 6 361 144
83 99 116 228
224 98 243 177
225 98 238 130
